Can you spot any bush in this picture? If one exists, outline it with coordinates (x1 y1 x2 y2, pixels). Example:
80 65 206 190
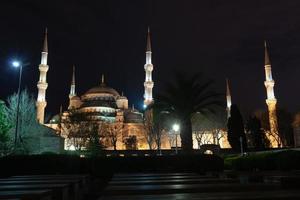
0 154 223 178
227 150 300 171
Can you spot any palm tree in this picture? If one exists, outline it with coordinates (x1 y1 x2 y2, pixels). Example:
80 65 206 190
152 72 223 152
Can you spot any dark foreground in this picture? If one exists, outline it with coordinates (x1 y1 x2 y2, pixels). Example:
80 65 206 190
1 154 300 199
100 172 300 200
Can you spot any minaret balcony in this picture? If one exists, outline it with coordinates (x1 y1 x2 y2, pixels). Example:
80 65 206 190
37 82 48 89
264 80 275 87
144 81 154 88
144 64 153 71
39 64 49 72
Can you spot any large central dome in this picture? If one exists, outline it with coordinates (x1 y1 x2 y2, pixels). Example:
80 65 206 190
79 76 120 121
84 85 119 96
82 75 120 98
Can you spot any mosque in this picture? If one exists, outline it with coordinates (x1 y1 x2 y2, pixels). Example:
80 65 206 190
34 29 280 151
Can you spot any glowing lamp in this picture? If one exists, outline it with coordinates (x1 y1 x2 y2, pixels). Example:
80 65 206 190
12 61 21 68
172 124 180 132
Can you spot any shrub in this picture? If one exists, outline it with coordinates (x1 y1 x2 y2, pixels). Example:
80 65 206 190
228 150 300 171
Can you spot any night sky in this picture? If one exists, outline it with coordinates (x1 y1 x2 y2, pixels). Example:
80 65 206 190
0 0 300 117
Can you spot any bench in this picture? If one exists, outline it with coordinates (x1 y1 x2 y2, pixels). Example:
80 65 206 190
0 178 80 200
0 190 52 200
0 184 69 200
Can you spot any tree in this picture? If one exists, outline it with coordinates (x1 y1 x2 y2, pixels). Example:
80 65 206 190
0 100 11 155
246 116 266 150
4 89 49 154
106 122 123 150
192 110 227 148
124 135 137 150
192 113 212 148
143 109 156 150
277 109 294 147
63 109 106 154
257 109 294 147
227 104 247 152
86 123 104 157
153 72 223 152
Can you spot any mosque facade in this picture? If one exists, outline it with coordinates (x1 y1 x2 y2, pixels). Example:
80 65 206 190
34 29 278 151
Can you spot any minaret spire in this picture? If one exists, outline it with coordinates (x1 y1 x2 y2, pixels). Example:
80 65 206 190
226 78 232 119
264 41 281 147
146 27 151 52
69 65 76 98
36 29 49 124
43 28 48 53
143 27 154 107
101 74 106 86
264 40 270 66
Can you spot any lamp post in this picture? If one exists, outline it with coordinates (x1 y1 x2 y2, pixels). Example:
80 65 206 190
172 123 180 154
12 61 23 149
239 136 243 156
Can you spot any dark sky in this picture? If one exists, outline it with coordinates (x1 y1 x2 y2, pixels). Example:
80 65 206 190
0 0 300 117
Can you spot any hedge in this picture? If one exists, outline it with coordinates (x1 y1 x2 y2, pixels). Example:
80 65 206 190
0 154 223 178
227 150 300 171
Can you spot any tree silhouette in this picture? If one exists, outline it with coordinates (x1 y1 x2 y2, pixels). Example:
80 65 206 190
153 72 223 152
227 104 247 152
246 116 266 150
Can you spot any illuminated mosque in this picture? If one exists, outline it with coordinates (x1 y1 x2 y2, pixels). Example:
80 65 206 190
34 29 279 150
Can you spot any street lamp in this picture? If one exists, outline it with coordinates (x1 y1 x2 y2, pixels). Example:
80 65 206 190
172 123 180 154
239 136 244 156
12 60 23 149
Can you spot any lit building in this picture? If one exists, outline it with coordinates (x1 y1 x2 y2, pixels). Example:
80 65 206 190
226 78 232 119
42 29 171 150
143 27 154 107
36 30 288 152
36 29 49 124
264 41 281 147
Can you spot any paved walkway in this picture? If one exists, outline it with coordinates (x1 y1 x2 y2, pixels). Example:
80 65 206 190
100 173 300 200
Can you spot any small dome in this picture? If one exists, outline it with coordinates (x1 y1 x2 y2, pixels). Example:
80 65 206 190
71 96 80 100
49 114 60 124
117 95 128 100
124 109 143 123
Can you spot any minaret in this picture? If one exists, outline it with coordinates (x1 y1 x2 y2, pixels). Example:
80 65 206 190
101 74 105 86
264 41 281 147
226 78 232 119
68 65 76 109
69 65 76 98
143 27 154 107
36 29 49 124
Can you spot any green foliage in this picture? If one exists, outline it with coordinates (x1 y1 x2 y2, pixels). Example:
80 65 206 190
227 104 247 152
86 124 104 157
0 100 11 154
153 72 223 152
4 89 53 154
227 150 300 171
